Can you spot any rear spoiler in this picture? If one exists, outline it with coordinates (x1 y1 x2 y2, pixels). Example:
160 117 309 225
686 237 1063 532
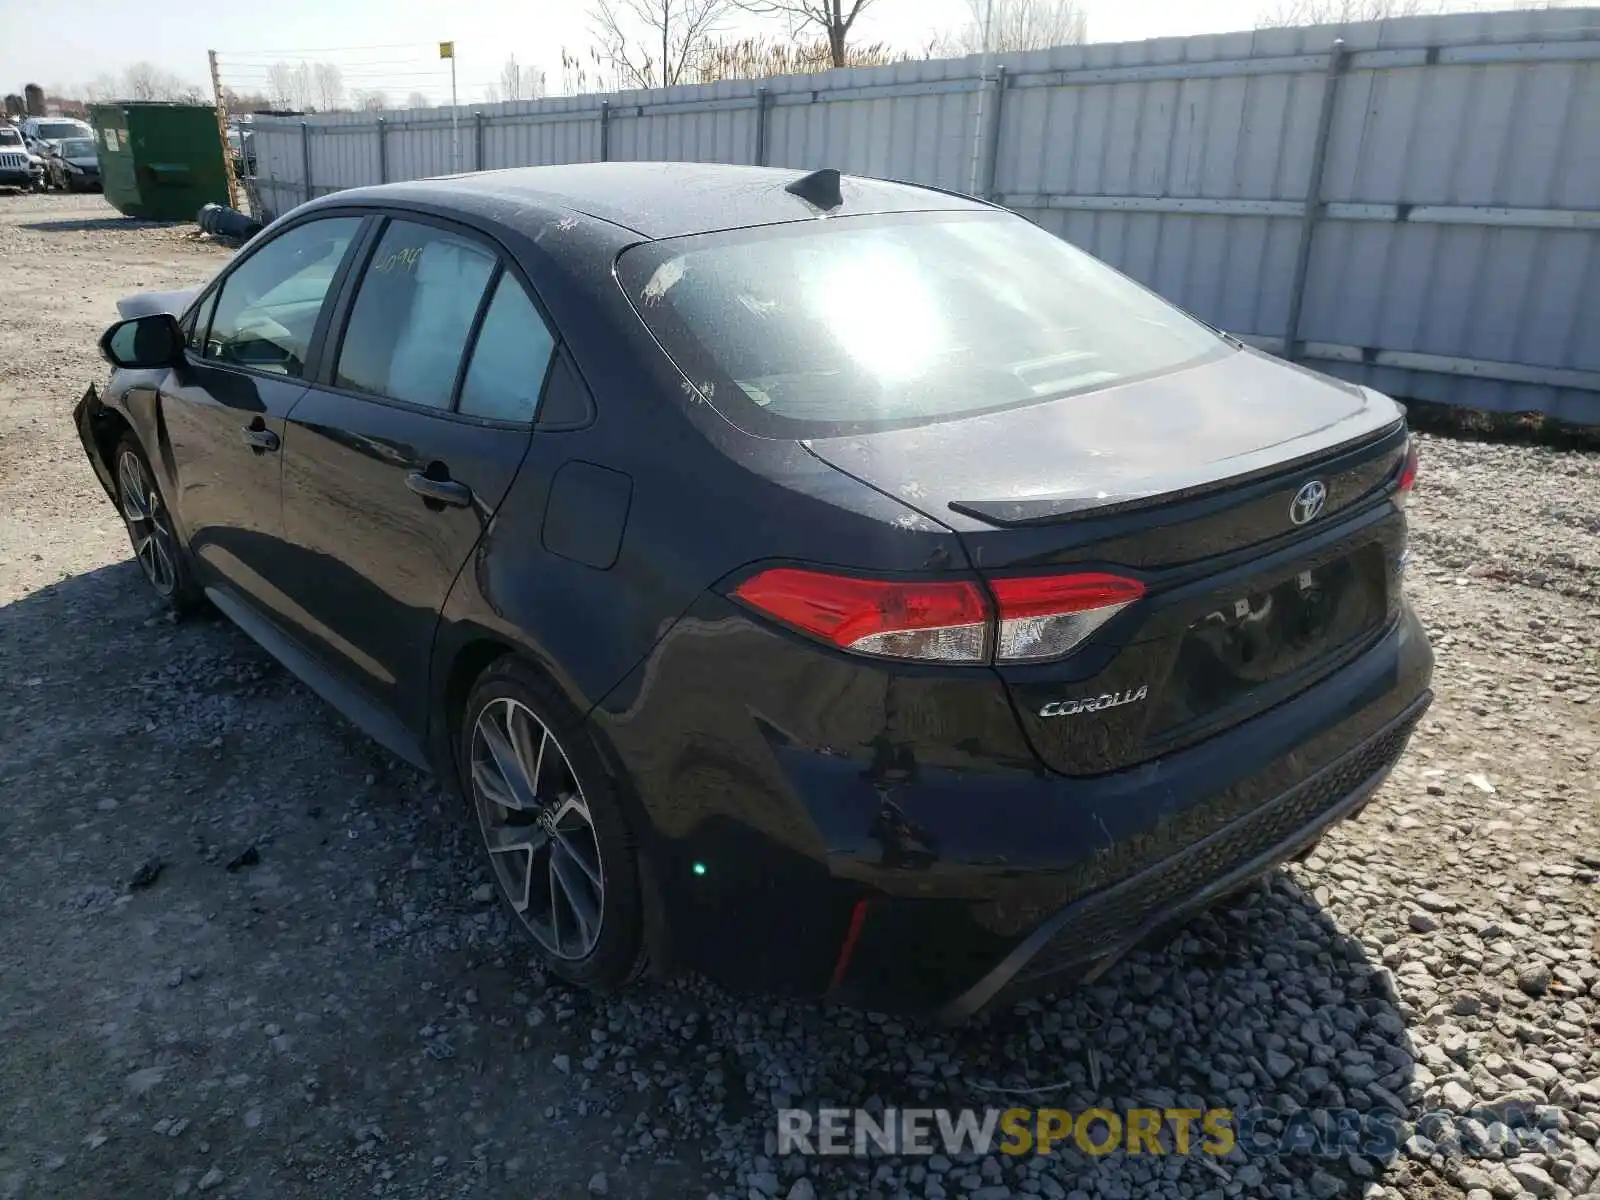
949 420 1407 527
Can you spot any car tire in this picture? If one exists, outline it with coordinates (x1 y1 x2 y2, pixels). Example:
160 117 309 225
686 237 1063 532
459 657 649 991
113 432 203 614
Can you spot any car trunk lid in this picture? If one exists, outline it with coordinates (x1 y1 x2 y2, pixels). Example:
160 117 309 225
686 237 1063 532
805 349 1412 775
805 347 1393 554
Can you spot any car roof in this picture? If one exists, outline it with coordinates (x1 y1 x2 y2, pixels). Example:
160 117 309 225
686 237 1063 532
331 162 990 241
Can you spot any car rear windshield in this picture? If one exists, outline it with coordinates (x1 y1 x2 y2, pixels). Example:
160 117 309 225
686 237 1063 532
35 122 86 139
617 210 1230 438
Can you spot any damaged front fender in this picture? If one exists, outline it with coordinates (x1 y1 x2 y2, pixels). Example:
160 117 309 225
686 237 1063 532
74 384 119 508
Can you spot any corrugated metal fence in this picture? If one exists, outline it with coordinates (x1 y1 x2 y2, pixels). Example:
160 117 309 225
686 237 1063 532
248 8 1600 423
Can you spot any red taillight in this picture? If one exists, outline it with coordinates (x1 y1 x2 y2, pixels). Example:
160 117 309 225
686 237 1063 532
732 568 992 662
1396 440 1419 505
732 567 1145 664
990 572 1146 662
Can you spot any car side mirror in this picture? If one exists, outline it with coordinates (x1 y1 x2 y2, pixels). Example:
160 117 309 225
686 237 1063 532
99 313 184 370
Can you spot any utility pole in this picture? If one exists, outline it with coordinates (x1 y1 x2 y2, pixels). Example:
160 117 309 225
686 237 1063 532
966 0 995 196
208 49 241 210
441 40 459 174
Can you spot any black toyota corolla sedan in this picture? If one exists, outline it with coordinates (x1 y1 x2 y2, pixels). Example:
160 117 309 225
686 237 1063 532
75 163 1432 1017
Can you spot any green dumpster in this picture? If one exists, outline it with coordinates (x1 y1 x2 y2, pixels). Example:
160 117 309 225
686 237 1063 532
89 102 229 221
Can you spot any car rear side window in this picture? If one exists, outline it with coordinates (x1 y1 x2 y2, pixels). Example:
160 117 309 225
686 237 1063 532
618 210 1230 438
336 221 496 410
458 274 556 422
205 217 361 377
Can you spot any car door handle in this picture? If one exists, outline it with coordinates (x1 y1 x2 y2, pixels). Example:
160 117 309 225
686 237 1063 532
240 423 279 452
406 471 473 508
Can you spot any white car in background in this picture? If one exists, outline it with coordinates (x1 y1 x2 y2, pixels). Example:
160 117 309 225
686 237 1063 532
20 116 93 153
0 124 44 192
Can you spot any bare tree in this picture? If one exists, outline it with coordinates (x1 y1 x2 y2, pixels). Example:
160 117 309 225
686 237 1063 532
560 46 615 95
123 62 165 101
353 89 390 111
266 61 315 111
1257 0 1430 25
953 0 1087 53
221 87 278 113
81 73 122 103
695 32 904 79
312 62 344 111
500 54 527 101
404 90 431 109
590 0 732 88
733 0 883 67
121 61 205 103
266 63 295 109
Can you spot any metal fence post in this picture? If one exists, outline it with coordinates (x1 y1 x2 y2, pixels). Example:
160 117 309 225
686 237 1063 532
376 117 387 183
300 121 312 205
1283 38 1348 361
754 87 772 166
599 100 611 162
979 66 1007 202
474 111 485 171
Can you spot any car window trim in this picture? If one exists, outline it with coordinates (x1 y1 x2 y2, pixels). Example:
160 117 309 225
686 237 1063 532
301 215 378 382
181 286 220 352
186 210 374 385
314 213 386 386
314 210 559 429
448 260 505 412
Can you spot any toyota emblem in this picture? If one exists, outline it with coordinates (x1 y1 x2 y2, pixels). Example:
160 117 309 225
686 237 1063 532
1290 480 1327 526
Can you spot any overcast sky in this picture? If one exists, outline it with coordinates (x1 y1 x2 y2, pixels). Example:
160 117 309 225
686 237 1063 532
3 0 1284 106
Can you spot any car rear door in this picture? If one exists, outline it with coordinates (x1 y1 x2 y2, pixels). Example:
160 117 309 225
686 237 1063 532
277 214 558 735
160 214 366 611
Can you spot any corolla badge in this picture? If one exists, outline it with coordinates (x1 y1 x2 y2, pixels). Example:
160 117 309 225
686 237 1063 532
1038 685 1148 719
1290 479 1327 526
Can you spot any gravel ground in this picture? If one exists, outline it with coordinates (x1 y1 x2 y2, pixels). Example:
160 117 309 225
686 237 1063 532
0 192 1595 1200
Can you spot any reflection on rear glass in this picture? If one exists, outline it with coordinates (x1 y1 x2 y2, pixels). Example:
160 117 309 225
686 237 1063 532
622 212 1229 437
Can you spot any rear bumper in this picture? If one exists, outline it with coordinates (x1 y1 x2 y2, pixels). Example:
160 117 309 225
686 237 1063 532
940 690 1425 1019
607 596 1433 1013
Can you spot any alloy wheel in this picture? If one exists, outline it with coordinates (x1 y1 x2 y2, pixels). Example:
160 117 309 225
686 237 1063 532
469 697 605 960
117 449 177 597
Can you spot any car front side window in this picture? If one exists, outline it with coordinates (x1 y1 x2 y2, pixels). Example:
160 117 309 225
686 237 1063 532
335 220 497 411
204 217 362 378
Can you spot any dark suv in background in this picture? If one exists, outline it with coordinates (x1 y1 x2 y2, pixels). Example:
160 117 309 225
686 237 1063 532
42 136 100 192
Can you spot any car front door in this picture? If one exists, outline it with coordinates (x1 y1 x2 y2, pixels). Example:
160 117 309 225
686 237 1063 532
160 214 365 610
277 215 557 735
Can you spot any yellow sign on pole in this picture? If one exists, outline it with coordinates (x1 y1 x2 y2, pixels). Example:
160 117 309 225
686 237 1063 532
439 41 454 59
